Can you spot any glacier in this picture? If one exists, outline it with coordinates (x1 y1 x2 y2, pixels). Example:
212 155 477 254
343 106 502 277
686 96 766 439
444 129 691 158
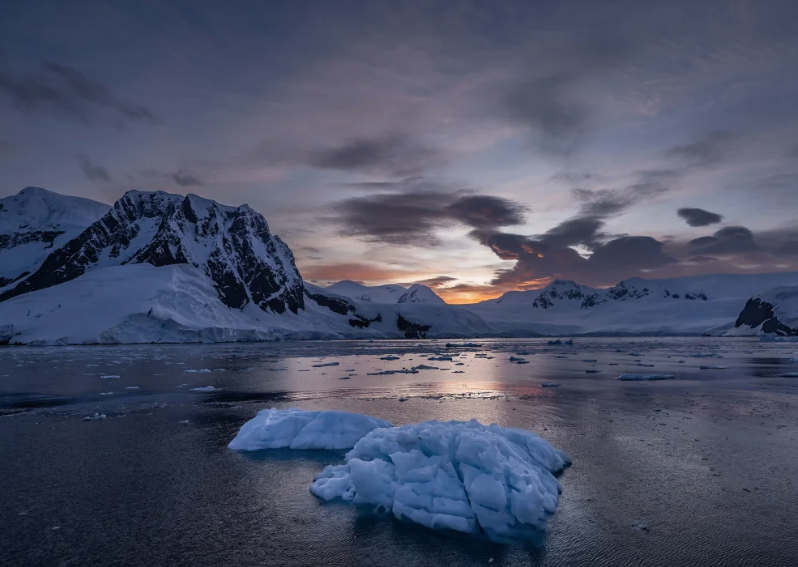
310 419 571 541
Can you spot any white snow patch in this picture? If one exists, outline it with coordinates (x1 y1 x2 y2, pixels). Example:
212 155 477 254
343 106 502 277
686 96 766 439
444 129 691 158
189 385 221 392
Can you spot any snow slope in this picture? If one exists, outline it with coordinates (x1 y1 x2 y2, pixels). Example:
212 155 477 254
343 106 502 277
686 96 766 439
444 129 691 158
325 280 445 304
0 265 494 345
466 273 798 336
310 419 571 541
0 187 109 287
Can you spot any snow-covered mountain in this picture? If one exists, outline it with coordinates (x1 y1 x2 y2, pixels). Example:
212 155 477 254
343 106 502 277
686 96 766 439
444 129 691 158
0 187 110 287
324 280 445 304
0 190 305 314
0 189 487 344
732 285 798 336
465 273 798 336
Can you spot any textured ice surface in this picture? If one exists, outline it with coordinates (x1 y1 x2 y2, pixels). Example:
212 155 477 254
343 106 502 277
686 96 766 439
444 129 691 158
310 419 570 541
228 408 392 451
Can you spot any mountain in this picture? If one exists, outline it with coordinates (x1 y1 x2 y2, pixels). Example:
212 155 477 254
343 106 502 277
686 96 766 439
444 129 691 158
0 189 488 344
0 187 110 287
324 280 445 304
732 285 798 336
0 190 305 314
465 273 798 336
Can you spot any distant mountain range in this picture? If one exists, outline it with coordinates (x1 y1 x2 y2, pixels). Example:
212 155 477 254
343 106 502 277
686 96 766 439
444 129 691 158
0 187 796 344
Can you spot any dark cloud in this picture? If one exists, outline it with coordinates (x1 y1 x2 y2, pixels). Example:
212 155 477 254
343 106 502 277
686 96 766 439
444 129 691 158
77 154 112 182
665 131 736 168
0 60 158 125
688 225 760 255
571 169 676 217
536 216 605 249
474 227 676 288
171 170 202 187
677 207 723 227
310 132 443 177
329 191 527 246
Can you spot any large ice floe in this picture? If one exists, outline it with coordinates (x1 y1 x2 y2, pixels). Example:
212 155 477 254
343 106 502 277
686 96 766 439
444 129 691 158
228 408 392 451
310 418 571 541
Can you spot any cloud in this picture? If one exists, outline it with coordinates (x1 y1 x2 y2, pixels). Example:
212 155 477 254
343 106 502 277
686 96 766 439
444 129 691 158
171 170 202 187
329 191 528 246
665 131 736 168
687 225 761 255
301 262 413 283
571 169 677 216
677 207 723 227
309 132 443 177
77 154 112 182
0 60 158 125
408 276 457 288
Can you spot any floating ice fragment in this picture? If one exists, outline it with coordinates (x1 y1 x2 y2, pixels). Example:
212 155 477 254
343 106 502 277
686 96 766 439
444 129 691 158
125 386 139 390
777 372 798 378
380 356 401 361
183 369 212 373
189 385 221 391
310 419 571 541
100 375 120 379
228 408 392 451
313 362 340 368
83 412 106 421
699 365 727 370
618 374 675 381
541 382 560 387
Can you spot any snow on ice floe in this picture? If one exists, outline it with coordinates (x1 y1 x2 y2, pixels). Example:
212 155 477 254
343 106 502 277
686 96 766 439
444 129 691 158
228 408 392 451
184 368 212 373
310 419 571 541
189 385 221 391
313 362 340 367
83 412 106 421
100 374 120 379
618 374 675 381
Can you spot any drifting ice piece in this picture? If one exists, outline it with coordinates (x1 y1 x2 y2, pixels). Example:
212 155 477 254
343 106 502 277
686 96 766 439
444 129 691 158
310 419 571 541
228 408 392 451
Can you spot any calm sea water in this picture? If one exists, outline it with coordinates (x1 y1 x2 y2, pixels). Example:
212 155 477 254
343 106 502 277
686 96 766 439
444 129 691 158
1 338 797 567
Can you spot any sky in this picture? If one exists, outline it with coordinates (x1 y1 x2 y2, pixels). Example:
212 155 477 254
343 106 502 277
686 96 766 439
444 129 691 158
1 0 797 303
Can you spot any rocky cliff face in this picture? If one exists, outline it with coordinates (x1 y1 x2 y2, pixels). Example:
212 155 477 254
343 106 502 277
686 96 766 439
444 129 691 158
734 287 798 336
0 190 304 314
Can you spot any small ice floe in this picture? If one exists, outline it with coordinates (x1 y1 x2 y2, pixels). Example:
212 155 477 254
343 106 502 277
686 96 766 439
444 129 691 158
228 408 392 451
339 376 351 380
582 359 597 363
608 363 619 366
618 374 675 381
790 357 797 363
699 365 727 370
541 382 560 387
189 386 221 392
585 369 601 374
428 356 453 361
125 386 139 390
99 391 113 396
345 368 356 372
446 342 482 348
83 412 106 421
631 520 649 532
413 364 439 370
184 368 212 373
86 364 99 367
380 355 401 361
509 356 529 364
453 370 465 374
554 355 568 359
178 420 190 425
636 363 655 367
313 362 340 368
100 375 120 379
398 397 408 402
688 353 724 358
515 351 533 356
309 418 571 541
367 369 419 375
777 372 798 378
455 362 465 366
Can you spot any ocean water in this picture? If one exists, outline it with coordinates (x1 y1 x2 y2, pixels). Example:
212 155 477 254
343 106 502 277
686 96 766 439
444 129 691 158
1 337 797 567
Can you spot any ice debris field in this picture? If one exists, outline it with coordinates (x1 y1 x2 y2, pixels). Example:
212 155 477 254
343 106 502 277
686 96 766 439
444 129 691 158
229 408 571 541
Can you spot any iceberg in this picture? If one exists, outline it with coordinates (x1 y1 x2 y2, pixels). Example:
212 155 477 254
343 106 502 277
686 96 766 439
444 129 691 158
228 408 392 451
310 419 570 541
